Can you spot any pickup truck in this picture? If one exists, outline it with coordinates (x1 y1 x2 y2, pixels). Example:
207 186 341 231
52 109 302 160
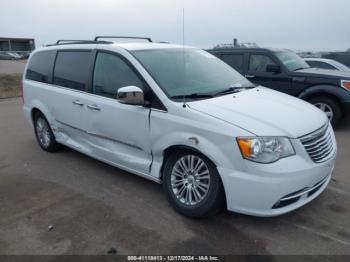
209 47 350 126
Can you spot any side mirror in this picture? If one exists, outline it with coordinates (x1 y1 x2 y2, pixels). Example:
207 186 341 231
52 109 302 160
117 86 144 105
266 64 281 73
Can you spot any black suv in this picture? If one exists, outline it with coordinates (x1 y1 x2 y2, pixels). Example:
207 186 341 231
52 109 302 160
209 48 350 126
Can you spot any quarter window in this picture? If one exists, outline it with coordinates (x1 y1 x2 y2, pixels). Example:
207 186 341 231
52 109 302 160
249 54 276 72
53 51 91 91
92 52 144 98
26 51 56 83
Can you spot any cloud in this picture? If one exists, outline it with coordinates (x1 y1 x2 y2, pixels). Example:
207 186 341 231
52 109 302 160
0 0 349 51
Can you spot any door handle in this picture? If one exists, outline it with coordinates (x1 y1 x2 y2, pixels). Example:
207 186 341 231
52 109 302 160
245 74 255 79
72 100 84 106
87 104 101 111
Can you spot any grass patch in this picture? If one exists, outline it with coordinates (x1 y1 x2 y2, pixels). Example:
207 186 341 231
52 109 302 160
0 74 22 99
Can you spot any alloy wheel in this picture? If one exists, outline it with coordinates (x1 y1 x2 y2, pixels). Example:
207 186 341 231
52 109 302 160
171 155 211 206
36 117 51 148
314 102 334 121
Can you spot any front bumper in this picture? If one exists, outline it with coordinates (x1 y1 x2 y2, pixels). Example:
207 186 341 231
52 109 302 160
218 127 337 217
218 157 334 217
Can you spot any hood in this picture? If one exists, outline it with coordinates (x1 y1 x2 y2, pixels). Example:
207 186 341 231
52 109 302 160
187 87 328 138
293 67 350 80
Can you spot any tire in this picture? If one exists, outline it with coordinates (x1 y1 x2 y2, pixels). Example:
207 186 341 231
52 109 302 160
309 97 342 127
33 111 61 152
163 150 225 218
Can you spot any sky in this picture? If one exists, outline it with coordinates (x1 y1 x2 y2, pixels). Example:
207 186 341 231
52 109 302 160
0 0 349 51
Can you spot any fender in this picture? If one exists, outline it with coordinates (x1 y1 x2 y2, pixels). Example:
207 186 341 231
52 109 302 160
149 131 240 180
29 99 54 125
298 84 345 101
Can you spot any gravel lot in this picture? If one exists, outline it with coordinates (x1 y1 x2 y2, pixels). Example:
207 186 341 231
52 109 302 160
0 60 27 75
0 98 349 256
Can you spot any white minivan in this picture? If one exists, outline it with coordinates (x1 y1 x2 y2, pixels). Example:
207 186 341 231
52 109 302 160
23 37 337 217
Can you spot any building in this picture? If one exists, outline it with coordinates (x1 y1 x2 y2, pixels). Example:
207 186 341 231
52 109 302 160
0 37 35 56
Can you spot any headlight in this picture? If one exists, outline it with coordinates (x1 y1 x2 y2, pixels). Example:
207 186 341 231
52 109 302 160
341 80 350 91
237 137 295 163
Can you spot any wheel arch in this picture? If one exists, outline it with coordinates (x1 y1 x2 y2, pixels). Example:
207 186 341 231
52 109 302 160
31 107 42 122
298 85 345 117
28 100 53 125
160 144 218 180
160 144 228 210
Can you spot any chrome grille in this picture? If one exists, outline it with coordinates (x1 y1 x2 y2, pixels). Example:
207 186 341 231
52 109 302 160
300 124 335 163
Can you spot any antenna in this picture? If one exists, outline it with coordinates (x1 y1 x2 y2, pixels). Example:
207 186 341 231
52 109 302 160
182 8 185 46
182 8 186 108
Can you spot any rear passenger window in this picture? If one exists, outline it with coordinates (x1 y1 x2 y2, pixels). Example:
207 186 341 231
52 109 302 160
26 51 56 83
249 54 276 72
221 54 244 71
53 51 91 91
92 52 144 98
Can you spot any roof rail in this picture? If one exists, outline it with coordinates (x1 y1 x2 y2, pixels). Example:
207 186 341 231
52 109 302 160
46 40 112 47
56 40 113 45
45 36 153 47
94 36 152 42
56 40 92 44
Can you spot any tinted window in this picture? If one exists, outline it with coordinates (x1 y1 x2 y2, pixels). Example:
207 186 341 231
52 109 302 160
221 54 244 70
249 54 276 72
26 51 56 83
53 51 91 91
92 52 144 98
307 61 336 70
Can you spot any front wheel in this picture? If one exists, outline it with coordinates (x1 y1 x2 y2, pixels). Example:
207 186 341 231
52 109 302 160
309 97 342 127
163 151 225 218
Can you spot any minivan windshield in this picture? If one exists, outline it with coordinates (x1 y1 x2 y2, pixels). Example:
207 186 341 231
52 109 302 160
132 48 253 99
275 51 310 71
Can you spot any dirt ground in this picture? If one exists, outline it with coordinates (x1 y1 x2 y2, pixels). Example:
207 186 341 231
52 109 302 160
0 74 22 98
0 98 349 257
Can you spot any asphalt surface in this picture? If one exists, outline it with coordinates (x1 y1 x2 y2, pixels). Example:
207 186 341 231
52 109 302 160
0 60 27 75
0 98 349 256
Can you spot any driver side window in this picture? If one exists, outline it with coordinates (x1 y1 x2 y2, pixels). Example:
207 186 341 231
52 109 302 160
249 54 276 72
93 52 144 98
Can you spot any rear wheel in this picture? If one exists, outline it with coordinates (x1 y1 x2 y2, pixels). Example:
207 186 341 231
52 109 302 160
34 112 61 152
163 150 225 218
310 97 341 127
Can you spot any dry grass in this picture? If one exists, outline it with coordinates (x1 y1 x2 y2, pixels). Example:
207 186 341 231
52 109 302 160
0 74 22 99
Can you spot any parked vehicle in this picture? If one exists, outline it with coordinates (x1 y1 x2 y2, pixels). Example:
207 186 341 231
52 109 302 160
20 52 31 59
0 51 22 60
7 52 23 60
0 52 13 60
304 58 350 72
23 37 337 217
323 51 350 68
209 48 350 126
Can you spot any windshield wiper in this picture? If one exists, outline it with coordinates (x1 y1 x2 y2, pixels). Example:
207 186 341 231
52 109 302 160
212 86 255 96
171 93 214 100
294 67 310 71
171 86 255 100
